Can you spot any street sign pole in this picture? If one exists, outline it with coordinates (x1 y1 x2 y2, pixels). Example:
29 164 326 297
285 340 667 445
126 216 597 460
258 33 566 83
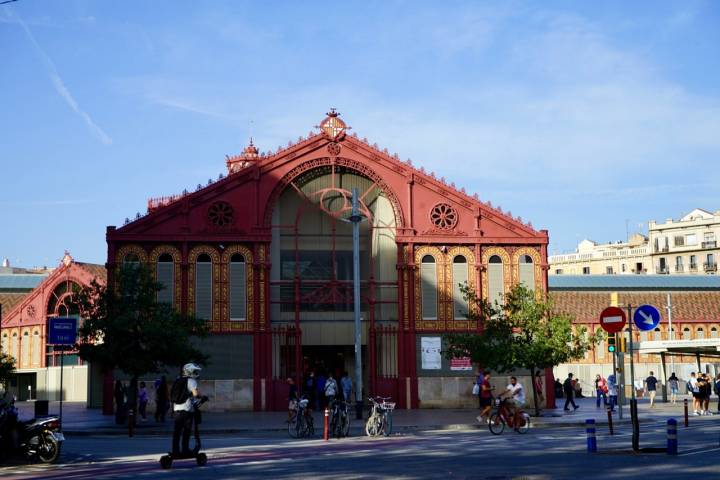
59 345 64 431
627 304 639 452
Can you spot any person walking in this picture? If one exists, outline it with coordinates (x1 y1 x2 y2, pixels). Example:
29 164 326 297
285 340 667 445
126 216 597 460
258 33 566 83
474 368 485 410
534 371 545 408
668 373 679 405
594 374 608 408
287 377 298 423
700 373 712 415
688 372 700 415
645 372 658 408
155 375 169 423
304 371 316 412
315 371 326 410
476 372 494 424
340 371 353 403
114 380 126 425
607 371 618 412
138 381 149 421
563 373 579 411
324 374 338 409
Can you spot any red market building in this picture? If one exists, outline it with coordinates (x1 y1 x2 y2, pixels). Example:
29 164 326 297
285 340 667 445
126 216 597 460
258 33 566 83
0 253 106 404
106 110 550 412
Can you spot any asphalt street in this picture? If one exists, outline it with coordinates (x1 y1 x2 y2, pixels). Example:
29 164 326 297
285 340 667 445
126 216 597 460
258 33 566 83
2 417 719 479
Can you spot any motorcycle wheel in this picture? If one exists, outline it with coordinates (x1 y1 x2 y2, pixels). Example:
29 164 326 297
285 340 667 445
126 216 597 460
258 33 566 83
160 454 173 469
37 433 60 464
196 452 207 466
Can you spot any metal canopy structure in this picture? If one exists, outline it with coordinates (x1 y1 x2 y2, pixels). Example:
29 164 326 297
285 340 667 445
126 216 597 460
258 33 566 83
636 339 720 402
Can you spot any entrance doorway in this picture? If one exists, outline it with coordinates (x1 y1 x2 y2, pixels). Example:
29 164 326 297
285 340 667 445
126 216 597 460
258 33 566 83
301 345 368 399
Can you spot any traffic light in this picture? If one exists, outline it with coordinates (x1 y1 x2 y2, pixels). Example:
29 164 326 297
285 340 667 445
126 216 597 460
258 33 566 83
607 334 616 353
618 336 627 353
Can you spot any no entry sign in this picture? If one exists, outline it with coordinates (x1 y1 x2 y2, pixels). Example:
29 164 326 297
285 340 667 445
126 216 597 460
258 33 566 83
599 306 626 333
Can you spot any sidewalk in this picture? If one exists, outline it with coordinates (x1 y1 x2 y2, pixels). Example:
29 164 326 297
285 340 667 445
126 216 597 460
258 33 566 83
14 396 718 436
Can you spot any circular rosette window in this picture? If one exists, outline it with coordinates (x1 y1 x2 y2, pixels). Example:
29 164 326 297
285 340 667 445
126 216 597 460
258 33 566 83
430 203 458 230
208 201 234 227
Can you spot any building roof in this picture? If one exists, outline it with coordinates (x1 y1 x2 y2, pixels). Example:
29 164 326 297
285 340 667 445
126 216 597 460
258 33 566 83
0 274 50 291
0 292 30 314
549 275 720 291
552 291 720 323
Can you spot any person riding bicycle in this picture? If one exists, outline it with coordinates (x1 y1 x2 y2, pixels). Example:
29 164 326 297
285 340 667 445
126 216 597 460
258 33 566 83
499 376 525 426
171 363 202 457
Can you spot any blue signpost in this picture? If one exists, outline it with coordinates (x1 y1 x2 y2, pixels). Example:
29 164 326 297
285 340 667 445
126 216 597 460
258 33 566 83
48 317 78 430
633 304 661 331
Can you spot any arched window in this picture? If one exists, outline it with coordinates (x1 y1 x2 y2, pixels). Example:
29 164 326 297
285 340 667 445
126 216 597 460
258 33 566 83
696 327 704 340
229 253 247 320
195 254 213 320
11 332 19 360
21 332 30 367
452 255 468 319
32 331 40 366
518 254 535 290
156 253 174 305
711 327 718 339
653 327 661 341
47 280 81 317
488 255 504 306
421 255 438 320
682 327 691 340
1 333 8 355
123 252 140 266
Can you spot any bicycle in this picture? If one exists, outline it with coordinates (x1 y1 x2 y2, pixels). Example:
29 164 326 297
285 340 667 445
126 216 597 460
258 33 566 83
288 397 315 439
365 396 395 437
488 397 530 435
329 398 351 438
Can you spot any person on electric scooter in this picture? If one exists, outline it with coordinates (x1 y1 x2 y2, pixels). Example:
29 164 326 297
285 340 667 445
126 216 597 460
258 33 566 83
171 363 202 457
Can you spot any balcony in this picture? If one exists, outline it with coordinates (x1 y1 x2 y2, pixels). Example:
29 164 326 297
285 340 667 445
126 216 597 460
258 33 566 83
689 264 698 272
704 263 717 272
674 265 684 273
656 265 670 274
702 241 717 249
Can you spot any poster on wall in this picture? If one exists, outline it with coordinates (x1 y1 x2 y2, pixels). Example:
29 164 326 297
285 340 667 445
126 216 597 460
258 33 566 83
450 357 472 371
421 336 442 370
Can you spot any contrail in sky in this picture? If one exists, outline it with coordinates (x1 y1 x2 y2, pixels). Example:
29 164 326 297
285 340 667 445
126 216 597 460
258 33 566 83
8 8 113 145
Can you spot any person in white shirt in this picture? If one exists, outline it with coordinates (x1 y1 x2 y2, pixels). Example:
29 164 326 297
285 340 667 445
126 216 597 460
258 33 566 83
172 363 201 456
501 376 525 426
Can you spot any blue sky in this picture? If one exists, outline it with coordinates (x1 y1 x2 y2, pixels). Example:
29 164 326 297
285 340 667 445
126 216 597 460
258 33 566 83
1 0 719 267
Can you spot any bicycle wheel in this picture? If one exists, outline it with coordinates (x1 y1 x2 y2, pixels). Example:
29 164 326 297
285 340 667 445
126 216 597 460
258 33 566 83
488 413 505 435
341 412 350 437
515 413 530 434
305 414 315 437
383 412 393 436
288 414 300 438
365 415 380 436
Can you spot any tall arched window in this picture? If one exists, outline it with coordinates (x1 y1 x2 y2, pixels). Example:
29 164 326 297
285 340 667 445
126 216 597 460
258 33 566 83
1 333 8 356
711 327 719 339
452 255 468 319
682 327 691 340
123 252 140 267
229 253 247 320
195 254 213 320
696 327 704 339
519 254 535 290
21 332 30 367
32 331 40 366
11 333 19 361
488 255 504 306
156 253 174 305
421 255 438 320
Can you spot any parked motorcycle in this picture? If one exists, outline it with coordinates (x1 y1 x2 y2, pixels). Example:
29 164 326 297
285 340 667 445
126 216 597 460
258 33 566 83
0 396 63 463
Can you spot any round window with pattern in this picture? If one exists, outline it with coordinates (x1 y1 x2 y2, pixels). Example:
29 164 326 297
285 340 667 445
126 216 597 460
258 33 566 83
208 201 234 227
430 203 458 230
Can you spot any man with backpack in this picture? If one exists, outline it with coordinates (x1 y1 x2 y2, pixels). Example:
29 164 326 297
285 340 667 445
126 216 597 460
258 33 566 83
171 363 202 456
324 374 338 408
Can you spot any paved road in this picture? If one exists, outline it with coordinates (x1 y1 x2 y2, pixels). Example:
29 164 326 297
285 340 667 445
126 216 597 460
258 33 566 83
2 418 719 479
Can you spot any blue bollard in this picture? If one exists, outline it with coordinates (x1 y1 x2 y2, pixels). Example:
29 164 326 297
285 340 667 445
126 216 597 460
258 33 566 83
667 418 677 455
586 419 597 453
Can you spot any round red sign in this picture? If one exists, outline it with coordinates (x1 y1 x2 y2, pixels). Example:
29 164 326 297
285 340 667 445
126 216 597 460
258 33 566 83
599 306 626 333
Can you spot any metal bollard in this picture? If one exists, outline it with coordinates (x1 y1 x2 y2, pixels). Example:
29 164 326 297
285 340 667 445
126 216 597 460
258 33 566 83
667 418 677 455
323 408 329 441
684 399 688 428
586 419 597 453
607 409 614 435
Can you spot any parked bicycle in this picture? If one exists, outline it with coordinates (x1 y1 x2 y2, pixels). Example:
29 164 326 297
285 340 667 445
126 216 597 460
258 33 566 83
488 397 530 435
365 396 394 437
329 398 351 438
288 397 315 439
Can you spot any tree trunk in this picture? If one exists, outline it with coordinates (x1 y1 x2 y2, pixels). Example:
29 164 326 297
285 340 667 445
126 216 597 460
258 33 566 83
530 366 541 417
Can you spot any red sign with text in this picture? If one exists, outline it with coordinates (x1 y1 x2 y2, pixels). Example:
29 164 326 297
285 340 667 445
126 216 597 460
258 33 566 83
599 306 626 333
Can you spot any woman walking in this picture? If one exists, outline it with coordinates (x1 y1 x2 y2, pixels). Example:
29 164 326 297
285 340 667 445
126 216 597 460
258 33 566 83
668 372 679 404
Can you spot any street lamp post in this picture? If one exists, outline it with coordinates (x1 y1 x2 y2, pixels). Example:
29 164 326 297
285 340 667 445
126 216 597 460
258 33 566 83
349 188 365 420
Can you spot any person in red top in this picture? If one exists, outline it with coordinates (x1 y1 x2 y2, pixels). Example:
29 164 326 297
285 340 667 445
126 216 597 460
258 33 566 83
476 372 494 424
595 374 609 408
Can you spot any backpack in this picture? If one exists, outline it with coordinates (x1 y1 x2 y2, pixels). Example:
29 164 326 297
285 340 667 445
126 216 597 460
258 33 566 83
171 377 190 404
686 380 694 393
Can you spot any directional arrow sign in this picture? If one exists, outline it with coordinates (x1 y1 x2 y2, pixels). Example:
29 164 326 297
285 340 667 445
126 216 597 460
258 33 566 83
600 306 626 333
633 304 660 331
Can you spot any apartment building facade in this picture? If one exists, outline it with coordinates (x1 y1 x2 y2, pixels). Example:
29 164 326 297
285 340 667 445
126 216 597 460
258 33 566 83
649 208 719 275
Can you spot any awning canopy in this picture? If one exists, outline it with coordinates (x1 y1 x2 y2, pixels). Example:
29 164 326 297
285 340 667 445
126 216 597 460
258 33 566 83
637 339 720 357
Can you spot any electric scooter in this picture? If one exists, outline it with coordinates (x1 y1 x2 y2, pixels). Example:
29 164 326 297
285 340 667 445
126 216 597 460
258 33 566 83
160 396 209 469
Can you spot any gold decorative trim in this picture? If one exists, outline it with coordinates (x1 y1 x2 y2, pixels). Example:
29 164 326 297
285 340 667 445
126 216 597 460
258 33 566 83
258 244 266 329
149 245 182 312
447 246 476 321
480 246 511 303
220 245 254 331
511 246 543 297
115 244 148 264
414 246 443 330
187 246 221 327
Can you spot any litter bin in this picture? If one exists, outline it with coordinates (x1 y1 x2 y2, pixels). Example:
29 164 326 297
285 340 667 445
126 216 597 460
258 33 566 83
34 400 49 417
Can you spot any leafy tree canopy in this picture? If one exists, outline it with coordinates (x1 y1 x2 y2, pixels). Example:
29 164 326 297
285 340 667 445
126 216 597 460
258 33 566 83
73 264 209 379
0 351 15 390
445 283 602 415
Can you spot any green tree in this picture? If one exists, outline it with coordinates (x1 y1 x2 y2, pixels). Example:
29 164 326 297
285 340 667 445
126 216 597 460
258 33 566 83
73 264 209 386
445 283 602 416
0 351 15 392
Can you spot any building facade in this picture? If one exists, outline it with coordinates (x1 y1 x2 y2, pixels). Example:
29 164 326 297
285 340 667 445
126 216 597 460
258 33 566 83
549 234 649 275
0 253 106 403
106 111 550 411
649 208 720 275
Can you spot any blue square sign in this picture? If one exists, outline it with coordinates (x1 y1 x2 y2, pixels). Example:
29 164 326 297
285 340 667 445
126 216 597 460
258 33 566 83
48 317 78 345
